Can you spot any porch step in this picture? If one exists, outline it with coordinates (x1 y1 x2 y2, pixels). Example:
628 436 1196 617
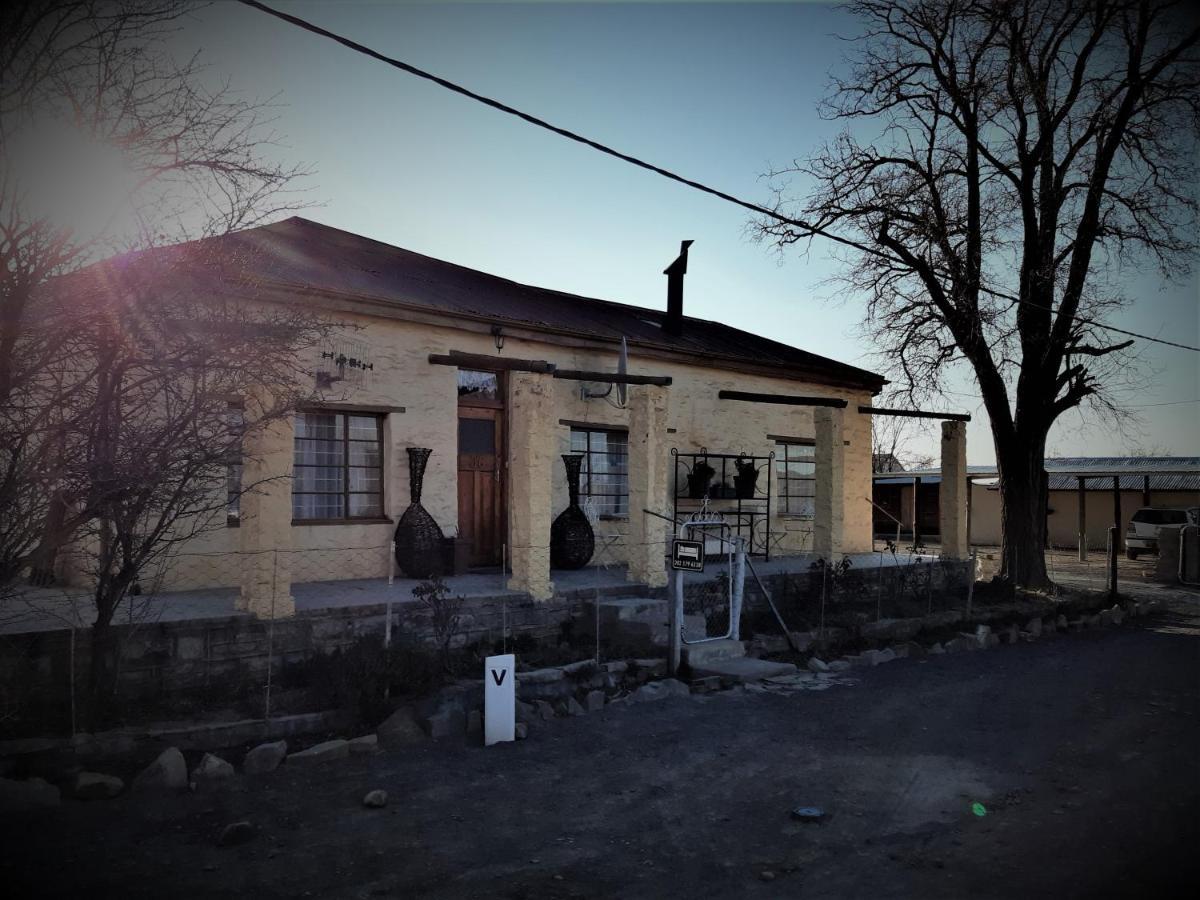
692 657 799 684
682 639 745 668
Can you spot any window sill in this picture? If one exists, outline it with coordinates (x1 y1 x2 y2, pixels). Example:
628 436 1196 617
291 517 394 527
598 515 629 522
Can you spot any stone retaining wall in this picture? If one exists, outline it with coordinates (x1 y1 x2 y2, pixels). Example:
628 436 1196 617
0 581 656 723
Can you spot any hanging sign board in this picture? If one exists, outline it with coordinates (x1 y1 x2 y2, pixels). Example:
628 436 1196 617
484 653 515 746
671 538 706 571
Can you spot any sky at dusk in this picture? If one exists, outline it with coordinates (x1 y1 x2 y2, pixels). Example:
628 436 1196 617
169 0 1198 464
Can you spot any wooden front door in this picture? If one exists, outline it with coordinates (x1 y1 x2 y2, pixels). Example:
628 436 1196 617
457 406 504 567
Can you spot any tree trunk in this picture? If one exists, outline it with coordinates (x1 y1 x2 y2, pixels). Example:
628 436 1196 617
87 610 118 729
995 433 1050 588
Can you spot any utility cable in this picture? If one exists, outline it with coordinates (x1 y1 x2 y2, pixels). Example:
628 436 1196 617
238 0 1200 354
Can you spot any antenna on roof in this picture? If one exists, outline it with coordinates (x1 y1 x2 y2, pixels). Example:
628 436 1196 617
315 334 374 392
581 336 630 409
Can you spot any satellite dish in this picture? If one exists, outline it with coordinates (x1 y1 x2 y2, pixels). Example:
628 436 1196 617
581 336 630 407
616 337 629 406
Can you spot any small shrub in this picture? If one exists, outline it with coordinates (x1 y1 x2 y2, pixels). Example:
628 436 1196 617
306 633 444 726
412 576 466 671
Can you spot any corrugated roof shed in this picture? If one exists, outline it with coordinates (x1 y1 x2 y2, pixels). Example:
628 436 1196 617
874 457 1200 491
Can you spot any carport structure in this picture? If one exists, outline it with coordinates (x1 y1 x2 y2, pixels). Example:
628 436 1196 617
873 457 1200 557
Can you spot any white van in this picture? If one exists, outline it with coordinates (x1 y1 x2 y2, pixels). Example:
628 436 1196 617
1125 507 1199 559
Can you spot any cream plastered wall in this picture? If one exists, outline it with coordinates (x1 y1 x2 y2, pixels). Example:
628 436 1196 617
152 309 877 591
969 484 1200 550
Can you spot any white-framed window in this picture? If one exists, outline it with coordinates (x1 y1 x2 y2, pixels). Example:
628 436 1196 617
570 427 629 518
292 411 385 521
776 441 815 518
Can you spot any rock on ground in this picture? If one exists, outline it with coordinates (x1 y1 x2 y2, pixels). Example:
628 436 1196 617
566 697 586 717
362 789 388 809
217 821 255 847
514 722 529 740
132 747 188 792
377 708 426 748
585 690 605 712
72 772 124 801
288 740 350 766
193 753 235 783
349 734 379 754
243 740 288 774
424 707 467 740
807 657 830 673
0 776 61 812
627 679 690 704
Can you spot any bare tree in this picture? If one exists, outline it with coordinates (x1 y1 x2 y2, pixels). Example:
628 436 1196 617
65 255 332 708
756 0 1200 587
872 412 936 472
1 0 309 593
0 2 332 716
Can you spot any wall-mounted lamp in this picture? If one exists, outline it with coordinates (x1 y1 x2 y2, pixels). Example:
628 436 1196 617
491 325 505 352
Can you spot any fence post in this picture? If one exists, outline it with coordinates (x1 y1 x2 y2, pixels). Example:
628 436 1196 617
926 558 933 615
668 566 683 676
965 549 977 618
1107 525 1119 600
385 541 395 650
729 537 746 641
876 551 884 622
818 561 828 641
264 548 278 724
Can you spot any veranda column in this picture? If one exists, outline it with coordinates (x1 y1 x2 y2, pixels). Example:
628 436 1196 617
813 407 845 557
507 371 555 600
939 420 969 559
238 390 295 618
626 385 670 587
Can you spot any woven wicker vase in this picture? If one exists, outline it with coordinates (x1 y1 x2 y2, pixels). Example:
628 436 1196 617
550 453 595 570
394 447 444 578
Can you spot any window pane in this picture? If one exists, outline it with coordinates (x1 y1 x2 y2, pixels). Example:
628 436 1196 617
295 438 344 466
293 411 383 520
349 442 380 467
459 417 495 454
294 466 342 492
349 467 380 492
569 428 629 517
349 493 381 517
457 369 499 401
293 493 344 519
296 412 342 439
348 415 378 440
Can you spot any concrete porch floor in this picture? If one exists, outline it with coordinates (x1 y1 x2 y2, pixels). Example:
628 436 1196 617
0 550 945 636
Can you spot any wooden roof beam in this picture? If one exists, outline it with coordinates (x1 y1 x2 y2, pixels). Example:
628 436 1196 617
718 390 847 408
858 406 971 422
553 369 672 386
428 351 555 374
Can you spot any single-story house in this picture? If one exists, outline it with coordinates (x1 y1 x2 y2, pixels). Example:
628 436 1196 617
873 457 1200 550
48 216 953 615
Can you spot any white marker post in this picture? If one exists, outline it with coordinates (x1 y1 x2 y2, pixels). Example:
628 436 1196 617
484 653 516 746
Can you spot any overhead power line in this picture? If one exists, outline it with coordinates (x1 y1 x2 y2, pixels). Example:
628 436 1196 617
239 0 1200 355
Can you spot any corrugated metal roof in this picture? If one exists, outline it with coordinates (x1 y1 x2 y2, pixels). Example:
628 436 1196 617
1046 473 1200 491
874 457 1200 492
1044 456 1200 472
52 217 886 392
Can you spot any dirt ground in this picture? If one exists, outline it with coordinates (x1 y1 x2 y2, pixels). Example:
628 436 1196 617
3 591 1199 899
